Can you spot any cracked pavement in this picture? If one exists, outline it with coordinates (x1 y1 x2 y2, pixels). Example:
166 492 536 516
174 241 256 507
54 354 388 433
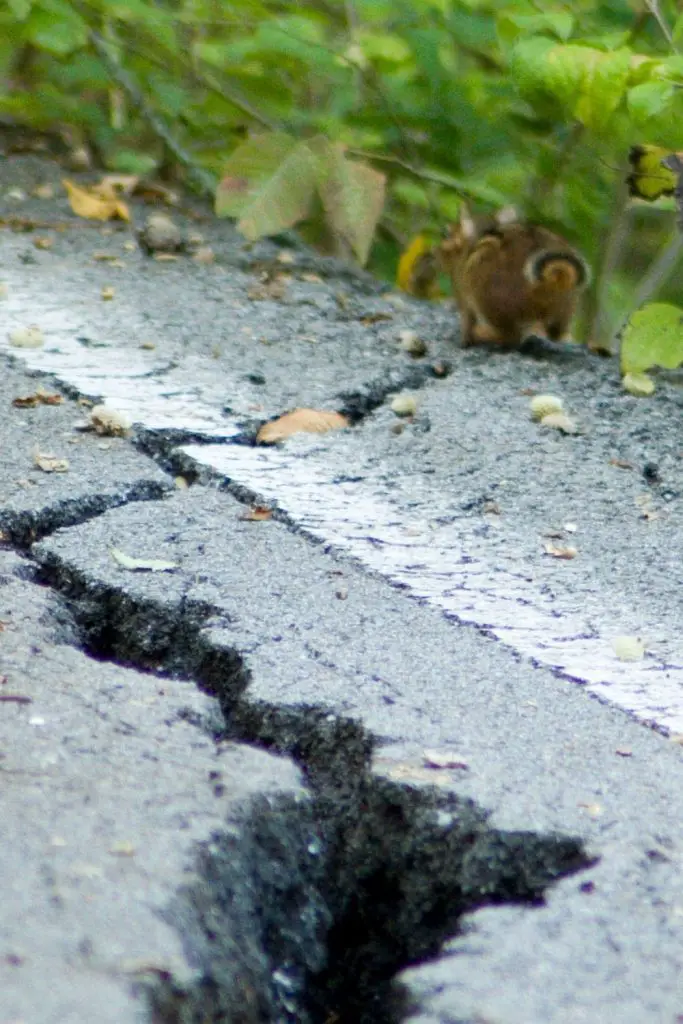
2 146 683 1023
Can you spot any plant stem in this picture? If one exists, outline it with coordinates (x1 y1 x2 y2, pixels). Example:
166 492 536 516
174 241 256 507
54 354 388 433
614 230 683 350
90 31 217 196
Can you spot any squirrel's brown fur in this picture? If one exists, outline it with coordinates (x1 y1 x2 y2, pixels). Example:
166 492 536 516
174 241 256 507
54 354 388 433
439 207 590 348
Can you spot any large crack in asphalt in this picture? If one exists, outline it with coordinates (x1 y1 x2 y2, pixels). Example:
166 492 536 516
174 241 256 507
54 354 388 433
30 544 592 1024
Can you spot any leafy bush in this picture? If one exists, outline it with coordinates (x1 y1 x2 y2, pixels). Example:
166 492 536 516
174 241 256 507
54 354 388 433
3 0 683 355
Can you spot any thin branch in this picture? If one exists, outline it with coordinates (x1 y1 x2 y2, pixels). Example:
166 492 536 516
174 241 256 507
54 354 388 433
585 178 633 351
615 230 683 346
644 0 677 50
345 148 496 204
90 30 217 196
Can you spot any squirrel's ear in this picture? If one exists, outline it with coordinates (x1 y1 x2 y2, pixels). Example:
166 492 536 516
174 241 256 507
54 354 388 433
458 202 477 240
495 205 519 226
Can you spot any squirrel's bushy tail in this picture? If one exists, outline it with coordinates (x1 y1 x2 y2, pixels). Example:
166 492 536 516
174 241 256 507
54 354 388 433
524 249 590 291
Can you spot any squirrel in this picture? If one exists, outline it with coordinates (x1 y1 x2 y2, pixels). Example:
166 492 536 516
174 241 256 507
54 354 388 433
438 206 590 348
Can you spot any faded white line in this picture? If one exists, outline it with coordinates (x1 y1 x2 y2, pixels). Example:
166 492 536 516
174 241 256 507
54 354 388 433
3 281 683 733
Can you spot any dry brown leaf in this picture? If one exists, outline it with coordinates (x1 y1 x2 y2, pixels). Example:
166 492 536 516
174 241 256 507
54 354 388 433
62 178 130 222
240 505 273 521
33 451 69 473
544 542 578 559
32 183 55 200
257 408 348 444
13 389 63 408
192 246 215 264
248 276 287 301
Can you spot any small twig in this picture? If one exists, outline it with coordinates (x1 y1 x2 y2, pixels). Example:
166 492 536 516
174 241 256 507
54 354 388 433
0 694 32 704
586 178 633 350
615 230 683 346
345 149 494 204
90 31 217 197
645 0 677 50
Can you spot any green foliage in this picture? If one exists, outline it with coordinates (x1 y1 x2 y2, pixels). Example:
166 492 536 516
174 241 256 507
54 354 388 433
216 134 385 264
621 303 683 388
3 0 683 333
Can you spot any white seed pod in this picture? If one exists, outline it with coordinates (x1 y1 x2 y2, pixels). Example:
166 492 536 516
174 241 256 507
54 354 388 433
391 393 417 417
611 635 646 662
530 394 564 420
9 325 44 348
622 371 655 397
90 404 131 436
540 411 578 434
399 330 427 357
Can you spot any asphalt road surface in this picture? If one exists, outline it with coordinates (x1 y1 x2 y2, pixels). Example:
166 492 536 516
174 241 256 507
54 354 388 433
2 147 683 1024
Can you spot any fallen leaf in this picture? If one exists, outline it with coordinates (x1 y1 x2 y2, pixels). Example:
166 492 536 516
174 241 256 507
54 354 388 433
610 457 634 470
611 635 646 662
360 312 393 325
423 748 469 770
240 505 273 521
110 548 178 572
13 389 63 408
247 276 287 301
544 542 577 559
33 235 54 250
257 408 348 444
192 246 215 264
33 451 69 473
32 183 55 200
62 178 129 222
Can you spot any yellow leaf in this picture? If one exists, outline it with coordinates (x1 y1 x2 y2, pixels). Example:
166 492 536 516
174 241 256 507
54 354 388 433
626 145 678 201
257 408 348 444
62 179 130 222
397 235 440 298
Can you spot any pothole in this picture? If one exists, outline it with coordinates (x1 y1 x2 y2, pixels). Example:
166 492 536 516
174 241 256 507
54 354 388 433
33 556 593 1024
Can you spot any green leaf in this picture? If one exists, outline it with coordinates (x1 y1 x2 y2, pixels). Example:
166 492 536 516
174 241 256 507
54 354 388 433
627 82 676 124
498 11 573 50
573 47 630 133
215 134 299 218
25 1 87 55
106 148 159 175
236 140 318 241
8 0 32 20
312 140 386 265
621 303 683 376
